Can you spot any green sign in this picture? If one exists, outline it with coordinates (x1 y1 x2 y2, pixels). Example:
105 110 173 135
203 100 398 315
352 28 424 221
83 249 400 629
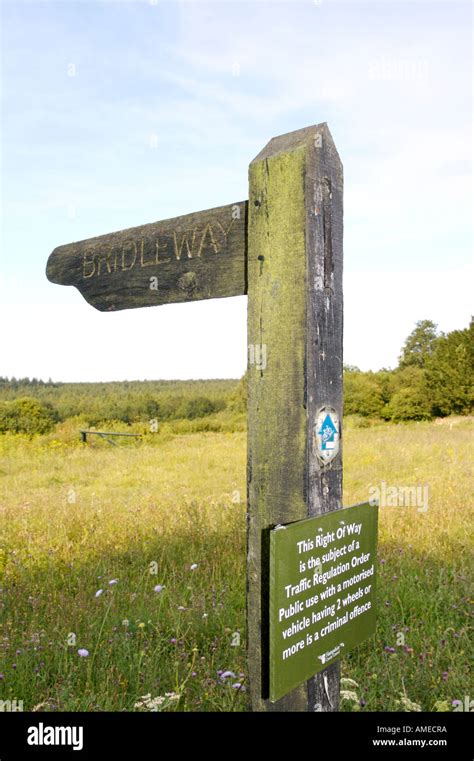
269 502 378 702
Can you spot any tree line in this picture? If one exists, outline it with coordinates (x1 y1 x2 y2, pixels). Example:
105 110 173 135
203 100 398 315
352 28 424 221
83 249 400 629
344 319 472 421
0 319 471 434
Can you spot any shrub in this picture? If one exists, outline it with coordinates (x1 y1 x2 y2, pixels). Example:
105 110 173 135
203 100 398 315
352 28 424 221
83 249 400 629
0 397 57 434
183 397 224 419
344 371 385 418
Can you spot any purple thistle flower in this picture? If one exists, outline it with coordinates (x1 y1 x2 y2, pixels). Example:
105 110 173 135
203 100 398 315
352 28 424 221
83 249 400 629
220 670 237 680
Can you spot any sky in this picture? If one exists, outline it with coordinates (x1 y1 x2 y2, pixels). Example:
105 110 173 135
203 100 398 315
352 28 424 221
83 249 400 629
0 0 472 382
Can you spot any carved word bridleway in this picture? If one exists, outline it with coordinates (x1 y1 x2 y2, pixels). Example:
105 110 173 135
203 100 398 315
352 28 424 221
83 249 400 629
47 201 248 311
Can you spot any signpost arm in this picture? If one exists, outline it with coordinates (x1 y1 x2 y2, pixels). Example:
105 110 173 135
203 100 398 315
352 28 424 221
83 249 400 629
247 123 343 711
46 202 248 312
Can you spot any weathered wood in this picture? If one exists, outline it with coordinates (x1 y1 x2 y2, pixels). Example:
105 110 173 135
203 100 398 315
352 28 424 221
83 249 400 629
247 123 343 711
46 202 248 311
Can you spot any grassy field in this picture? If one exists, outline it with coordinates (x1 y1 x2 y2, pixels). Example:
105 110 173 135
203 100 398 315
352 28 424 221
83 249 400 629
0 418 472 712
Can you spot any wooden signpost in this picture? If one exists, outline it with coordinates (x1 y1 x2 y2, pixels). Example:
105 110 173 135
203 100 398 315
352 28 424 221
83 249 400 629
47 123 354 712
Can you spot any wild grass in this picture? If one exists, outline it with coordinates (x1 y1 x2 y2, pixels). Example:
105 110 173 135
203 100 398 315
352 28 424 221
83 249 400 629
0 417 472 711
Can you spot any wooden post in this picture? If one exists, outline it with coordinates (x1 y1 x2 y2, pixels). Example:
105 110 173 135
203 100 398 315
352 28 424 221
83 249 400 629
247 124 343 711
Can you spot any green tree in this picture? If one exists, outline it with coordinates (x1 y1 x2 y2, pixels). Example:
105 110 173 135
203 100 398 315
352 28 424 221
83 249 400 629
425 321 473 416
399 320 439 369
386 366 432 421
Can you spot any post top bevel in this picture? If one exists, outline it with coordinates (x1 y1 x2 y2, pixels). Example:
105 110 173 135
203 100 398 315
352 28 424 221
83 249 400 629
250 122 341 169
